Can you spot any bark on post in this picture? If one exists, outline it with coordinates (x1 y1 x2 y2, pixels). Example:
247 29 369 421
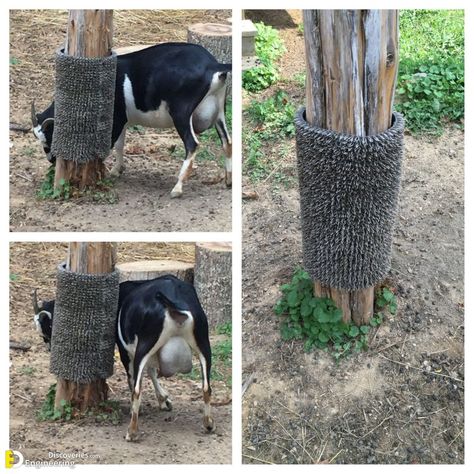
116 260 194 284
303 10 399 324
54 242 117 411
194 243 232 328
54 10 114 190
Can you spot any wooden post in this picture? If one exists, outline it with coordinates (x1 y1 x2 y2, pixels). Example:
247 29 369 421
54 242 117 411
303 10 399 324
54 10 114 190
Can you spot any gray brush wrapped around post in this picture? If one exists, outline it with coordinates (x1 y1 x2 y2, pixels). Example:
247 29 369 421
51 49 117 163
295 108 404 290
50 263 119 383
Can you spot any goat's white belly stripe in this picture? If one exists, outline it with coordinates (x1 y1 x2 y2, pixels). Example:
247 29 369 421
123 75 174 129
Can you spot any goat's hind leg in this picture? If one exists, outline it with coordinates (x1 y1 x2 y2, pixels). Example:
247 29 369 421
170 112 199 198
148 366 172 411
215 117 232 187
188 336 215 433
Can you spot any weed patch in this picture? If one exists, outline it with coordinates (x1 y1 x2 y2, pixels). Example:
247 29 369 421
275 269 397 360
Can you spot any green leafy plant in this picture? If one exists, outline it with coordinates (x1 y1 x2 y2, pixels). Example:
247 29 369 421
9 273 20 282
274 269 385 360
243 22 286 92
215 321 232 336
37 166 71 200
38 383 121 424
375 286 397 315
247 90 296 138
91 400 122 425
18 366 36 376
396 10 464 133
38 384 73 421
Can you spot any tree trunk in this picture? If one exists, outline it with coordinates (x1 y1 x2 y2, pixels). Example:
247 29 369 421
55 242 117 411
116 260 194 284
303 10 398 324
194 242 232 328
54 10 114 190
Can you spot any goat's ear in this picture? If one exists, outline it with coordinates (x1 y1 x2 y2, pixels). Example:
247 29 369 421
41 118 54 131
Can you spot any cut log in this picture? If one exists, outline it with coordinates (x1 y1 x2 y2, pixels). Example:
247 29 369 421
116 260 194 284
54 10 114 191
303 10 399 324
55 242 116 412
194 242 232 328
187 23 232 63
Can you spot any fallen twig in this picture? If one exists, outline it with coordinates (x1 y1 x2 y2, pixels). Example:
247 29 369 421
242 453 273 464
10 122 31 132
9 340 31 351
242 372 256 396
12 392 33 403
378 354 464 383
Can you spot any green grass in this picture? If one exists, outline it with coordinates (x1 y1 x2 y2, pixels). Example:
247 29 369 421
396 10 464 133
244 90 296 183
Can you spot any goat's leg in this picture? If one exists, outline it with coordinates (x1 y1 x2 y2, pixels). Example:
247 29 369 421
188 336 215 433
170 114 199 198
126 378 143 442
215 117 232 187
126 343 155 442
147 366 172 411
110 127 127 178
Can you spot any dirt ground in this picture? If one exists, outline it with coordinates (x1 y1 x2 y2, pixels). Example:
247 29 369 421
9 10 232 232
9 243 232 464
242 10 464 464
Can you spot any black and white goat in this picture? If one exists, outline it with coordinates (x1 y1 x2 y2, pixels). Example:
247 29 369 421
32 274 214 441
32 42 232 198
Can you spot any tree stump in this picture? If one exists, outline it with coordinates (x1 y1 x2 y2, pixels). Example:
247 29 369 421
116 260 194 284
194 243 232 328
303 10 399 325
55 242 117 411
187 23 232 63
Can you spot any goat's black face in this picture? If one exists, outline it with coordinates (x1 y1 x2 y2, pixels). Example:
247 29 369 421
31 102 56 163
32 289 54 350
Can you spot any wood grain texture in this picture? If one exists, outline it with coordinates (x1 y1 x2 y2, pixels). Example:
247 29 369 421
54 10 113 190
305 10 398 324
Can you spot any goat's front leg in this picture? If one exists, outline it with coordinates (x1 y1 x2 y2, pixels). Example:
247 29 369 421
110 128 127 178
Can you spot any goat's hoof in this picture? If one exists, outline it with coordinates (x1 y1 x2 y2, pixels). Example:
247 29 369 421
170 189 183 199
225 172 232 188
159 399 173 411
125 431 139 442
110 166 125 179
203 416 216 433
